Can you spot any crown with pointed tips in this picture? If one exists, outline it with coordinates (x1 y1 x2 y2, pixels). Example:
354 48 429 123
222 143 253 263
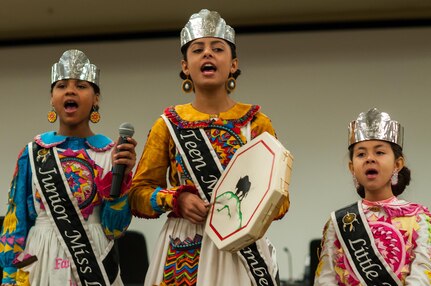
180 9 235 48
51 49 99 87
348 108 403 148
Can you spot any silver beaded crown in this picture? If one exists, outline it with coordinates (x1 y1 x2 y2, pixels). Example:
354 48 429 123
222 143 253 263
51 49 100 87
180 9 235 48
348 108 404 148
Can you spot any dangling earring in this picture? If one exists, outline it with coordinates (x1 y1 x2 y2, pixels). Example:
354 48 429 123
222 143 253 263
352 175 359 189
391 170 399 186
182 76 193 93
226 74 236 93
47 107 57 123
90 106 100 123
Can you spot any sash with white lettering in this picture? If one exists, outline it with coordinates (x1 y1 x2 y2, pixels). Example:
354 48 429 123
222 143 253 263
332 201 402 286
162 115 277 286
238 242 277 286
29 142 116 286
162 115 223 202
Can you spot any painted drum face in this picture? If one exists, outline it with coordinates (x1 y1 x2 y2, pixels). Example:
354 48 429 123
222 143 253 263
205 132 293 252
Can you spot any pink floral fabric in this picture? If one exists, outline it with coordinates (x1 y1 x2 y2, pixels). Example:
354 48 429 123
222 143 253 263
315 198 431 285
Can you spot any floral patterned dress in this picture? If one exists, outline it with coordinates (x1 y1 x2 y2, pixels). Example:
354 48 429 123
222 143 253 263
129 102 290 286
0 132 132 286
314 197 431 285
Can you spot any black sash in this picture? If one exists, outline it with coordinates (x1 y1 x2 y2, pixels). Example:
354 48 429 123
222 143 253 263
164 116 222 202
239 243 277 286
29 142 118 286
332 201 401 286
162 115 278 286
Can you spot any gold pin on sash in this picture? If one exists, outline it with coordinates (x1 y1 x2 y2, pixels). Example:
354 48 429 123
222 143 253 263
37 148 50 163
342 212 359 232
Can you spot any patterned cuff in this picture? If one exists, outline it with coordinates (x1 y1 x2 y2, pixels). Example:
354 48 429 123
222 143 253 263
2 266 17 285
150 187 166 213
172 185 199 217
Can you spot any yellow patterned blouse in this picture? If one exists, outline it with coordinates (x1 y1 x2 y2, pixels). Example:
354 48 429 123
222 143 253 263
129 102 290 220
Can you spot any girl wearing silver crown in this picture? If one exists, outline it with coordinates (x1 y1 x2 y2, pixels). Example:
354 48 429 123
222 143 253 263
129 9 289 286
314 108 431 285
0 49 137 286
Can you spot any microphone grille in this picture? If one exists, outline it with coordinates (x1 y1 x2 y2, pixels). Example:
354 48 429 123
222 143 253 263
119 122 135 137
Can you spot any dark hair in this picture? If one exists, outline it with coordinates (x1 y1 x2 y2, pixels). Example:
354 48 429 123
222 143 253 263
179 40 242 81
50 81 100 95
348 142 411 198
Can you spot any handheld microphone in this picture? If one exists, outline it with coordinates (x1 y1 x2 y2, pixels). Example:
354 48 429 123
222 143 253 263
110 122 135 198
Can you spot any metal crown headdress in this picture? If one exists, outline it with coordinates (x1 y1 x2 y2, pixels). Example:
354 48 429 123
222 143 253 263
348 108 404 148
180 9 235 48
51 49 100 87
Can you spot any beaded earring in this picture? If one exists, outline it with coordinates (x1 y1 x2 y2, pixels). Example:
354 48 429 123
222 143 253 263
47 107 57 123
90 106 100 123
226 74 236 93
182 76 193 93
352 175 359 189
391 171 399 186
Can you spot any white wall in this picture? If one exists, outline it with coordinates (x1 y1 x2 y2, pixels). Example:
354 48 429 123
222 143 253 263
1 27 431 281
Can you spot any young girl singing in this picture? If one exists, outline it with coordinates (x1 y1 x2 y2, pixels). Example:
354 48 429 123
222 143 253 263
314 108 431 285
0 49 137 286
129 9 289 286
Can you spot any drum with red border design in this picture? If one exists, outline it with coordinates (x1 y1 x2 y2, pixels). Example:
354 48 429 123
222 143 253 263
205 132 294 252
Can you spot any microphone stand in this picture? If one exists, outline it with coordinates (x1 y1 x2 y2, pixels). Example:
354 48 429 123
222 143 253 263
283 247 293 284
